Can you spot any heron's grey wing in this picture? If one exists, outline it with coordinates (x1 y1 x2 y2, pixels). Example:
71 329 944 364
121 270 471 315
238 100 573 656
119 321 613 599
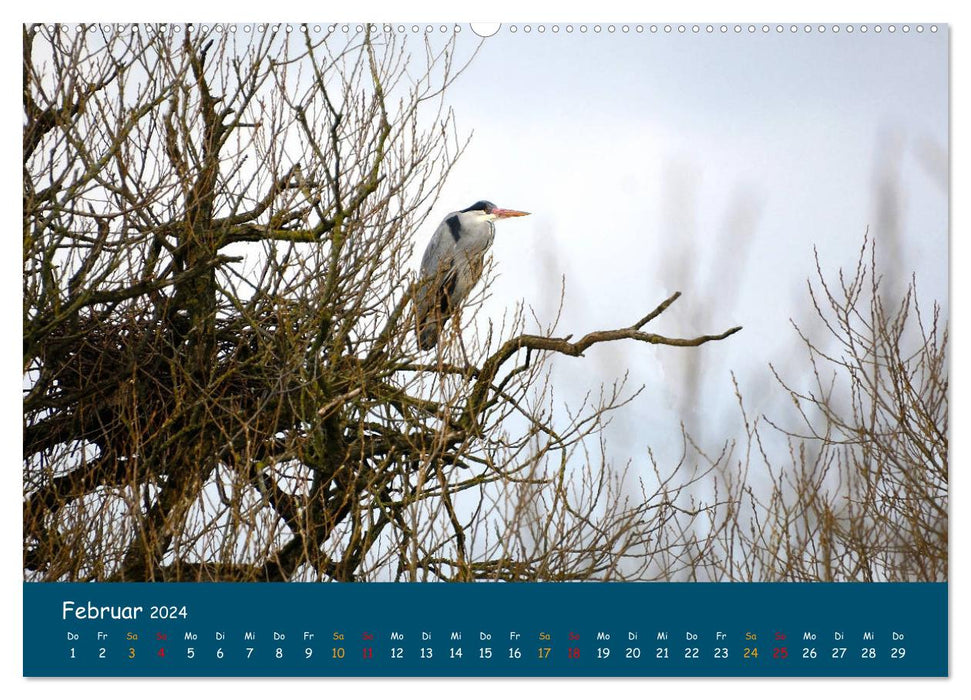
419 218 458 278
416 265 460 349
415 220 459 349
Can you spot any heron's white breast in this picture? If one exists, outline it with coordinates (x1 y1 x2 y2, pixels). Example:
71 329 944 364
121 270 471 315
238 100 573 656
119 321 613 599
456 210 495 253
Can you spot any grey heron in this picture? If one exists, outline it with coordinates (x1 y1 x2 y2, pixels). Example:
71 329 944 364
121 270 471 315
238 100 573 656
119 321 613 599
414 200 530 350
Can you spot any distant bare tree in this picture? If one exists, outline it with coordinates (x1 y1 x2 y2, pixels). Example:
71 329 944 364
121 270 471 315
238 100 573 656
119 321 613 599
23 23 741 582
699 236 947 582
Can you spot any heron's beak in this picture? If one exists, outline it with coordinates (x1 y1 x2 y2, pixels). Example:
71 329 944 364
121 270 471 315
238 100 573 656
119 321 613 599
493 208 530 219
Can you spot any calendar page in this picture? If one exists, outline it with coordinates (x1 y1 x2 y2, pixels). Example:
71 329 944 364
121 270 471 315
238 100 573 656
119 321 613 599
22 20 948 679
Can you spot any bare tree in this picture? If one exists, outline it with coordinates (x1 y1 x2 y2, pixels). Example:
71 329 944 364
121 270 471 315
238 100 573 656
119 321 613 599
23 23 741 582
697 236 947 582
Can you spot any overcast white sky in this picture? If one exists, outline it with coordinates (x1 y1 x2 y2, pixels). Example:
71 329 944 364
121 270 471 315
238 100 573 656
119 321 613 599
414 23 948 463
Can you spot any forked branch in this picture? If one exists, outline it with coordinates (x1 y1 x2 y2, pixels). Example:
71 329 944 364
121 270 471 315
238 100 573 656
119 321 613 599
464 291 742 424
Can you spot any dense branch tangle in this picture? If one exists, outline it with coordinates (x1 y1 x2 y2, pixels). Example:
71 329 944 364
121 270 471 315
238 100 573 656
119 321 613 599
24 24 739 582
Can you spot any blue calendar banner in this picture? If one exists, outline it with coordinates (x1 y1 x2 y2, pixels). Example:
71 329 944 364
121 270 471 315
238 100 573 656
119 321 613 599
23 582 946 677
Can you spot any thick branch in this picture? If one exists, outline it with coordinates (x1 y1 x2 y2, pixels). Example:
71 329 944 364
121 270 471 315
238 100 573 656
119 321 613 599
464 292 741 426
